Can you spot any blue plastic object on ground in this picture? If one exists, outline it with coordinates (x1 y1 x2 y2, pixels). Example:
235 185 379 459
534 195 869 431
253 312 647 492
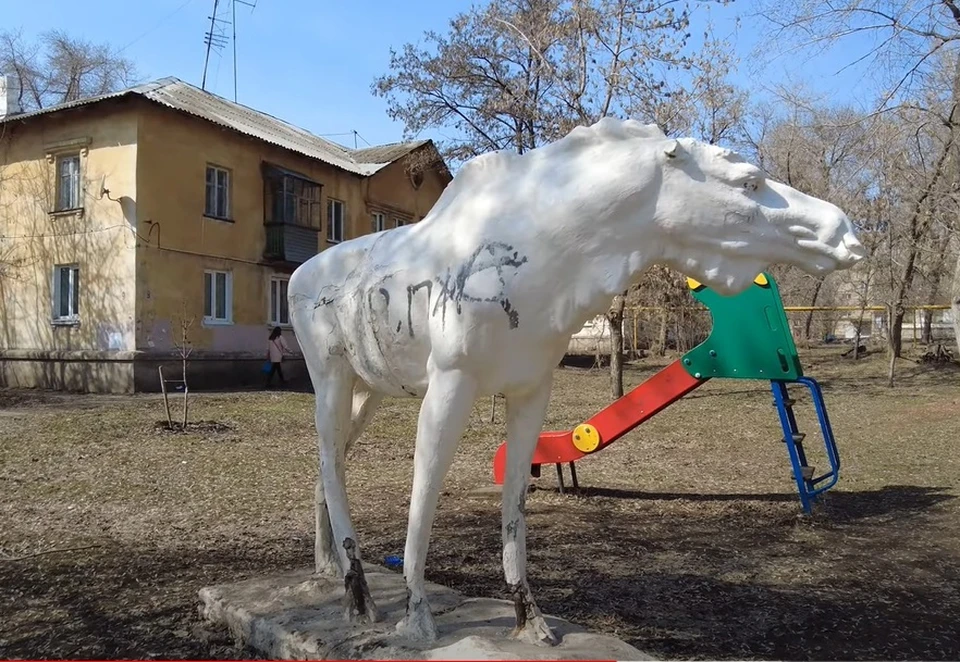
384 555 403 570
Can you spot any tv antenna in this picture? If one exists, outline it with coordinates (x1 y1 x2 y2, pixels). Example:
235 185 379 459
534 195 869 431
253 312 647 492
201 0 258 102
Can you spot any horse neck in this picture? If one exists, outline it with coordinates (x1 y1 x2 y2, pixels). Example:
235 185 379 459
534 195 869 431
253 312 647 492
533 213 664 336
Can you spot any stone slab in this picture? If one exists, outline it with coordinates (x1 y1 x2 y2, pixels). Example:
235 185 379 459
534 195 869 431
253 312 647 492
198 564 655 660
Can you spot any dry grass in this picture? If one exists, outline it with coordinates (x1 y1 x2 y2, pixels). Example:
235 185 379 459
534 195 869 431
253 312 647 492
1 346 959 660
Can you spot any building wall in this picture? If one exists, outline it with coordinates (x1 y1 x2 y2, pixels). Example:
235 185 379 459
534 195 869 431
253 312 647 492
363 156 450 227
132 102 449 388
0 103 139 392
1 97 450 393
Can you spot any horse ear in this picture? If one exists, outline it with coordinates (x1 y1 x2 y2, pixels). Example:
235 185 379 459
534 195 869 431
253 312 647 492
663 140 681 160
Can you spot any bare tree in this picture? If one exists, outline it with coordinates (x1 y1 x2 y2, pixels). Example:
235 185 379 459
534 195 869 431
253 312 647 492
753 0 960 362
0 28 138 111
740 90 877 345
667 22 748 145
160 300 195 430
174 303 195 429
372 0 732 166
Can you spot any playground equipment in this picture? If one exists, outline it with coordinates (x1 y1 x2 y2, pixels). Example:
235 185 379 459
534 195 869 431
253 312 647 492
491 272 841 514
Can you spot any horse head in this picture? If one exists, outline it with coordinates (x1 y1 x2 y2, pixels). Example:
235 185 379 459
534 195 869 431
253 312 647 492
527 118 867 296
650 136 866 293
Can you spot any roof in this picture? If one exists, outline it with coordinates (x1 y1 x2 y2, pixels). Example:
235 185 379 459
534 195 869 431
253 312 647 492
0 77 440 177
352 141 429 164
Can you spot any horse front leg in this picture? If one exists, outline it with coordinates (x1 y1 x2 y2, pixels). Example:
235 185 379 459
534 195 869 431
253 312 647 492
502 375 559 646
395 368 478 642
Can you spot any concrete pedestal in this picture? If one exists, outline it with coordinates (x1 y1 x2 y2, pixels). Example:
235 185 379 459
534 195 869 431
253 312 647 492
198 564 655 660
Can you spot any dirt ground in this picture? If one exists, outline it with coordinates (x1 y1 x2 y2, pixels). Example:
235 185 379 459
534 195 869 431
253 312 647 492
1 346 959 660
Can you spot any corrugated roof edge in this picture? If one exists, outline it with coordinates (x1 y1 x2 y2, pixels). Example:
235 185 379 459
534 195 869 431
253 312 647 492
0 77 175 125
0 76 447 179
139 79 368 175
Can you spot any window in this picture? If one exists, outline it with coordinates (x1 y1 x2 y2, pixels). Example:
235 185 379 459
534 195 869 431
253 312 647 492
205 165 230 219
327 199 345 243
395 217 407 228
371 212 386 233
203 270 233 323
267 174 321 227
56 154 81 211
269 276 290 326
52 264 80 323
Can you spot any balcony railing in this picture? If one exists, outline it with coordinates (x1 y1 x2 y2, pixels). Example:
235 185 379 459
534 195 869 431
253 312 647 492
264 222 320 264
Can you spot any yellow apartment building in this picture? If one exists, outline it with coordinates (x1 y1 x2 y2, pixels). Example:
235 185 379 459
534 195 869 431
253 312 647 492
0 76 452 393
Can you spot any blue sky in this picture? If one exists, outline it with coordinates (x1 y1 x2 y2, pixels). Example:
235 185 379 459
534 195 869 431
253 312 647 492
5 0 882 150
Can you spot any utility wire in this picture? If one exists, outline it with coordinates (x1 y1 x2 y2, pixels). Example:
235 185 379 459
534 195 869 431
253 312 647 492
119 0 199 54
317 131 374 147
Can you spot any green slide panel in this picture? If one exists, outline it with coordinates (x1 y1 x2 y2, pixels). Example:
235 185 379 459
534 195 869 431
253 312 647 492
680 273 803 381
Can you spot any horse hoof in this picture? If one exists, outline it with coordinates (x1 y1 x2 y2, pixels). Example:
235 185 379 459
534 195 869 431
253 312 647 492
512 617 559 647
395 601 438 642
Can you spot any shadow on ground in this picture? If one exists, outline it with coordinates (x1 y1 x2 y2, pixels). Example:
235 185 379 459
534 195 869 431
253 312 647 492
1 484 957 660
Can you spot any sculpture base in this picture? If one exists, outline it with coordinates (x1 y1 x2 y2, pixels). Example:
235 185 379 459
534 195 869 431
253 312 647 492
198 564 654 660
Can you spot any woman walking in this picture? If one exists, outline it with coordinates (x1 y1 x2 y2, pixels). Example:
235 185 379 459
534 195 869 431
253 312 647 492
265 326 291 388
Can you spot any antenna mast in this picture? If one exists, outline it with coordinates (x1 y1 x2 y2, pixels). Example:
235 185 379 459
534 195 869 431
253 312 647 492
201 0 258 101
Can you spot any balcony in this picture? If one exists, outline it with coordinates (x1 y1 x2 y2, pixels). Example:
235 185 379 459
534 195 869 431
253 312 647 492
264 222 320 265
262 161 323 266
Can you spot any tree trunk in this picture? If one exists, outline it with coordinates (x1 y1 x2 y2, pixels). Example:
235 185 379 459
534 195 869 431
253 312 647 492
889 304 907 358
921 233 951 345
853 303 869 360
887 344 897 388
952 251 960 359
181 355 189 429
921 310 933 345
803 277 825 341
655 308 668 356
887 303 905 386
607 292 626 398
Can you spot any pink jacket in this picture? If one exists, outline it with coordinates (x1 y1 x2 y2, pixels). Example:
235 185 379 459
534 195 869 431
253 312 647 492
268 335 290 362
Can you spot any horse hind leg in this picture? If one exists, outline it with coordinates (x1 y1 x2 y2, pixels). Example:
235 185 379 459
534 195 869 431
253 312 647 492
310 359 382 624
315 383 383 577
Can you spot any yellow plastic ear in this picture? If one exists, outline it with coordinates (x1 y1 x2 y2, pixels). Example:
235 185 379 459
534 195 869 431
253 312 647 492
754 273 769 286
687 277 703 290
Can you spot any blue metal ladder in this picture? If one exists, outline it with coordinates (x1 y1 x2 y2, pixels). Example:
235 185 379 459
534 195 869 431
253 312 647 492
770 377 841 513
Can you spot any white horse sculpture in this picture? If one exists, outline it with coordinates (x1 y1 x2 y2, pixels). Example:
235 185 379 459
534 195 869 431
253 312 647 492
287 118 866 645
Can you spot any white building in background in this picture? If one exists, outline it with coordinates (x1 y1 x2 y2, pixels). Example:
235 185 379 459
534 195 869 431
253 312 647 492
832 308 955 342
565 306 954 357
567 315 613 356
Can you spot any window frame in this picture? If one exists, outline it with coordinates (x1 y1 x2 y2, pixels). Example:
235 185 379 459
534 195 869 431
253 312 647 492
203 269 234 325
371 211 386 233
204 164 232 221
52 264 80 325
268 274 291 327
327 198 346 243
44 138 90 218
55 153 82 212
267 174 322 227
